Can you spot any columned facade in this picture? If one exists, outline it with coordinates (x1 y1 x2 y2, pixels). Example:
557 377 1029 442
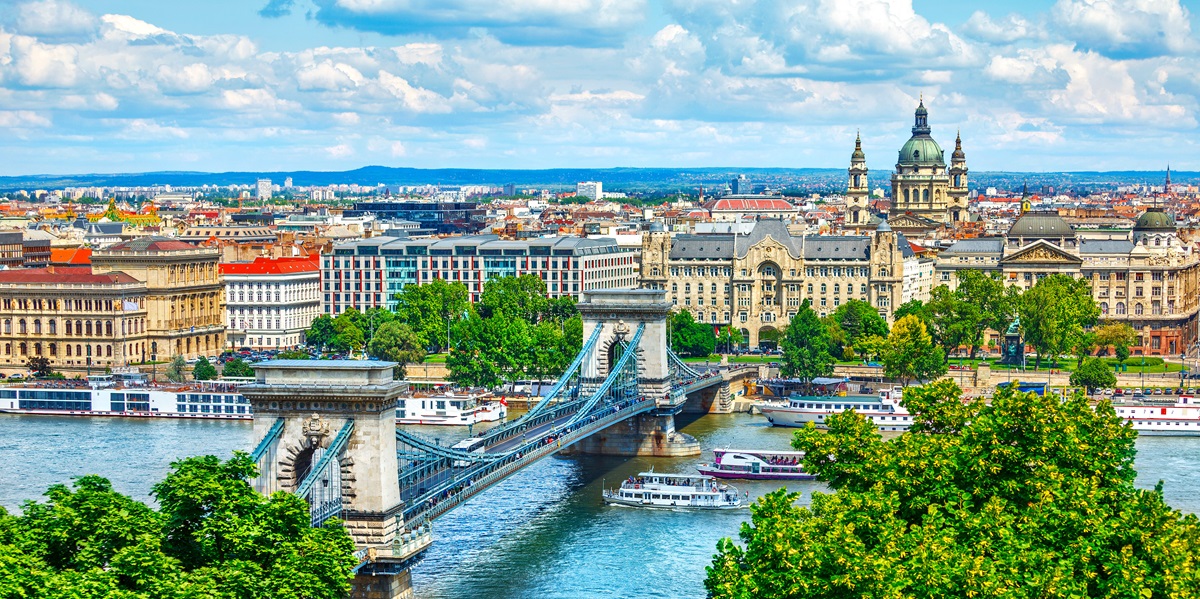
889 98 968 223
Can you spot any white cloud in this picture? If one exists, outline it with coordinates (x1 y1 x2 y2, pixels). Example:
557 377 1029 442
961 11 1041 43
14 0 97 39
8 36 79 88
0 110 50 127
1052 0 1194 57
325 142 354 158
297 61 365 91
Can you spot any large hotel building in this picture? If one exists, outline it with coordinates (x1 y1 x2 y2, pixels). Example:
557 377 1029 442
321 234 637 315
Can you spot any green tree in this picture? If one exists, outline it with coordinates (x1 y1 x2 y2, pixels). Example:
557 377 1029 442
367 322 426 378
779 300 834 389
883 314 946 386
1071 356 1118 392
831 299 888 350
447 315 530 388
478 274 550 324
850 333 888 362
393 279 470 352
1019 274 1100 369
25 356 51 378
330 314 365 354
164 355 187 383
670 310 717 358
955 270 1015 358
277 349 310 360
927 284 977 362
222 358 254 378
820 315 848 360
305 314 336 353
192 356 217 381
1 454 357 599
707 383 1200 598
716 326 745 353
1094 321 1138 358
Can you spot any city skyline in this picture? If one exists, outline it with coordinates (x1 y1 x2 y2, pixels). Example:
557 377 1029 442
0 0 1196 174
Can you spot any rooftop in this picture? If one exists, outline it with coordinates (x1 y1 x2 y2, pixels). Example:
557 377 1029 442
0 266 141 286
220 256 319 276
103 236 200 252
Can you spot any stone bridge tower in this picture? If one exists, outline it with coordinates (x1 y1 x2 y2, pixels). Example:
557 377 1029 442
570 289 699 457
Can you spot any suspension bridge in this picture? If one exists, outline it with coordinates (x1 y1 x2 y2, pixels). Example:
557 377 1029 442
239 289 758 599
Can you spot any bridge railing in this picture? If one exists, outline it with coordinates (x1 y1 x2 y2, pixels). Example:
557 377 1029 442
401 396 657 526
250 418 284 496
296 420 355 527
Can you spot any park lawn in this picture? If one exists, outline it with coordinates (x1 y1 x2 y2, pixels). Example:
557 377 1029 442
423 354 448 364
681 354 779 364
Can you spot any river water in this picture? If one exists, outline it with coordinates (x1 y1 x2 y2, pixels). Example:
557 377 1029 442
0 412 1196 598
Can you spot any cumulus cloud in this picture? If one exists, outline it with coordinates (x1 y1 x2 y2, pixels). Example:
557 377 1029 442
1052 0 1195 58
297 0 647 47
961 11 1041 43
12 0 96 40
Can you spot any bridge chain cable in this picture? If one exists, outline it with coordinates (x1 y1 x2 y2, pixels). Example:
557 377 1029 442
250 418 285 463
563 324 644 429
667 347 702 379
295 420 355 498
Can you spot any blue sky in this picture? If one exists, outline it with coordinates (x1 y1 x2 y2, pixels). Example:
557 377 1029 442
0 0 1196 175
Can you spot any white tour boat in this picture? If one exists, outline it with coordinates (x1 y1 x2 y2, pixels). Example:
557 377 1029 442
760 386 912 431
397 392 507 426
1112 395 1200 435
697 449 815 481
603 471 742 509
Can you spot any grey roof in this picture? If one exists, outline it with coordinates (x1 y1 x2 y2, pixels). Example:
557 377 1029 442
734 220 803 258
942 237 1004 255
670 234 735 259
1007 211 1076 239
896 233 916 259
876 220 892 232
804 236 871 260
254 359 396 369
1080 239 1135 254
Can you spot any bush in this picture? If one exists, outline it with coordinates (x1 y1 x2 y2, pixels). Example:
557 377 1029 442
1104 356 1163 367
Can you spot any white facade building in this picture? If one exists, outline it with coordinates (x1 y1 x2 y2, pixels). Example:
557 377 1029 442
221 256 320 350
577 181 603 200
256 178 273 201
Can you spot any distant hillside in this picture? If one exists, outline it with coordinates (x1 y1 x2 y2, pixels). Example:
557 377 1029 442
0 166 1191 193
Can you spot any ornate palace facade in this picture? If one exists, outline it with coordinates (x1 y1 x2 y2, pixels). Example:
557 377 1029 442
640 220 934 348
936 208 1200 356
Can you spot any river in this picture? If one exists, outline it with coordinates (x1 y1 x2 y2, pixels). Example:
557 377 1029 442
0 412 1196 598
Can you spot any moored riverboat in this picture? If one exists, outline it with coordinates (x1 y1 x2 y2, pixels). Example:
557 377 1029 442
760 386 912 431
697 449 814 480
603 471 742 509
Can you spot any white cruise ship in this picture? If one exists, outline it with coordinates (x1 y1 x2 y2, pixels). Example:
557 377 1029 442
0 378 250 419
760 387 912 431
1113 396 1200 435
602 471 742 509
397 392 507 426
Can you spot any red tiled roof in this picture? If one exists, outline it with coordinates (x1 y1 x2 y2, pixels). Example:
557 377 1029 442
105 236 197 252
704 198 796 212
0 266 139 285
50 248 92 265
220 256 319 276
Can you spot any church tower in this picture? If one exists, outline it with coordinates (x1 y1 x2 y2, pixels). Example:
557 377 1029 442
868 221 904 321
639 222 671 290
890 97 957 224
847 132 870 226
948 131 969 222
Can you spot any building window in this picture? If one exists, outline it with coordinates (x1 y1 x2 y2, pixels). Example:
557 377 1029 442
1134 303 1143 315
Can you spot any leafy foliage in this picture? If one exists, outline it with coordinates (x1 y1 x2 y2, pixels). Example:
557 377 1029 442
25 356 51 378
221 358 254 379
670 310 717 358
707 383 1200 598
1094 321 1138 359
392 279 471 353
882 314 946 386
276 349 310 360
0 454 357 599
191 357 217 381
164 355 187 383
716 326 745 353
779 301 834 386
1019 274 1100 369
1071 356 1118 391
829 299 888 358
367 322 426 378
304 314 336 353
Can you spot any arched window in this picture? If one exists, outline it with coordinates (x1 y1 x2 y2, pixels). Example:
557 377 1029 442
1116 302 1126 315
75 320 83 335
86 322 93 336
3 343 8 355
19 342 26 356
106 345 112 357
66 344 72 357
33 320 41 334
76 344 82 356
34 343 42 356
1100 302 1109 315
105 321 112 336
2 319 8 334
49 343 56 356
1135 303 1144 315
18 320 26 335
49 320 56 335
903 189 910 202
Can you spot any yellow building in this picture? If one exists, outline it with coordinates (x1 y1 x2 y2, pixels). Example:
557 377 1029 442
91 236 225 360
0 267 149 375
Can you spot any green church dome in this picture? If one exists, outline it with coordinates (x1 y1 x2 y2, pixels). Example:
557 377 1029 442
897 99 945 167
1134 208 1176 231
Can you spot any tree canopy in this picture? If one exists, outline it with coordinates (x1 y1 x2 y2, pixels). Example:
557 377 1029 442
1071 356 1118 391
164 355 187 383
1019 274 1100 369
222 358 254 379
0 454 357 599
367 322 426 378
882 314 946 386
707 381 1200 598
392 279 471 353
191 357 217 381
779 301 834 386
670 310 717 358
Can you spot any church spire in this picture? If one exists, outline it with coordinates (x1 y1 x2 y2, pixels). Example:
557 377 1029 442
1020 182 1031 215
912 95 930 136
851 130 865 161
951 129 965 161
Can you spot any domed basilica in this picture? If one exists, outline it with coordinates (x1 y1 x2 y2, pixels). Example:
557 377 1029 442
847 97 969 226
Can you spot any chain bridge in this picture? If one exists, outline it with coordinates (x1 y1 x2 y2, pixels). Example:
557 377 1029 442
240 289 758 599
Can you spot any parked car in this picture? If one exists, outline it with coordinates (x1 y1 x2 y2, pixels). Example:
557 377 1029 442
7 373 23 380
